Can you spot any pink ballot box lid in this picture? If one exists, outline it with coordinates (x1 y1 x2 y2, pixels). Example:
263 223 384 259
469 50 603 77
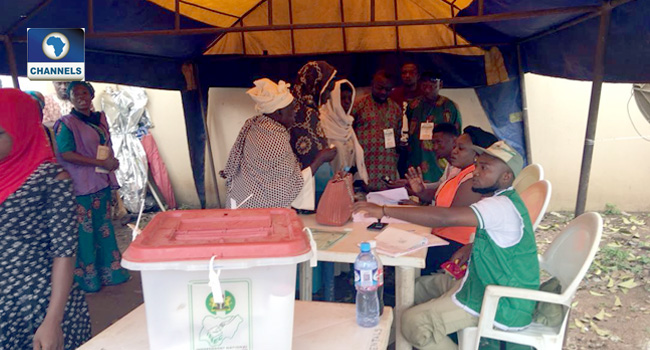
122 208 310 263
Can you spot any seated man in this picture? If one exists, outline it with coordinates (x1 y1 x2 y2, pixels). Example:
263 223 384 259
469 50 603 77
405 122 459 203
221 78 336 209
354 140 540 350
409 126 498 274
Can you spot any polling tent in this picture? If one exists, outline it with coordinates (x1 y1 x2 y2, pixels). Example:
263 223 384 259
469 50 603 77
1 0 649 213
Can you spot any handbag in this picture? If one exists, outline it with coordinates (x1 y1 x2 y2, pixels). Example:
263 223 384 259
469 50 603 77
316 172 354 226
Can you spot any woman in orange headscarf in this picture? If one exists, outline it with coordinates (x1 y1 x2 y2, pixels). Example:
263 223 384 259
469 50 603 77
0 89 91 349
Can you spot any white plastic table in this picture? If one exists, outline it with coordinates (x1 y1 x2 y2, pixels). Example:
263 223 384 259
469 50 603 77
77 301 393 350
298 214 432 350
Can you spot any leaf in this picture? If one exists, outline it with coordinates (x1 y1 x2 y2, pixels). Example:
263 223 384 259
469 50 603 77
622 217 631 225
594 268 602 276
618 279 639 289
590 290 605 296
607 242 622 248
572 301 579 308
537 224 551 230
615 296 622 307
589 321 611 337
631 218 645 225
607 278 615 288
550 211 565 218
595 327 611 337
631 226 637 231
574 319 585 329
594 308 606 321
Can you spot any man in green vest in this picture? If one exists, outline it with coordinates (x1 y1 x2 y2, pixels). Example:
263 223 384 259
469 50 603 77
354 140 540 350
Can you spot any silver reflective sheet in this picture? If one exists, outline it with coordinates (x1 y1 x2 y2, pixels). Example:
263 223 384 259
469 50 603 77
101 86 150 213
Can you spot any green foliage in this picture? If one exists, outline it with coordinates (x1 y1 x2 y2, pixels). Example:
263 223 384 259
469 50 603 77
604 203 621 215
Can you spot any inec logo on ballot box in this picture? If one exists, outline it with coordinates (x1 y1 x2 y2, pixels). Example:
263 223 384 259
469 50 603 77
27 28 85 81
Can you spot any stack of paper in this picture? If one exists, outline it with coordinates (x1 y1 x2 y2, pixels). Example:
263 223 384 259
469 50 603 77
374 227 448 258
365 188 409 206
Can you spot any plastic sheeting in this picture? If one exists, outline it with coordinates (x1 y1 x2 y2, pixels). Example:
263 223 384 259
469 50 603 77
101 87 152 213
141 134 177 209
475 77 528 164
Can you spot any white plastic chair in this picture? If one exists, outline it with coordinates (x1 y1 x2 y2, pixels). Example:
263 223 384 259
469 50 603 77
458 212 603 350
513 163 544 194
519 180 552 231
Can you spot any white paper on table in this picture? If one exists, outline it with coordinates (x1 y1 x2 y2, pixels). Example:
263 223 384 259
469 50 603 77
374 227 448 257
365 188 409 206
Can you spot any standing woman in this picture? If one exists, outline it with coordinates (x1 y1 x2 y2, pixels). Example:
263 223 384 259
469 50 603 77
0 89 91 349
54 81 130 292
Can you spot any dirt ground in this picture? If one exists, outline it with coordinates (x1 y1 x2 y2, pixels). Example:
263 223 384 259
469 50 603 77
90 210 650 349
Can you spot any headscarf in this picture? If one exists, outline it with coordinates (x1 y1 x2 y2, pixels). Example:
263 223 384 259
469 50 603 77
0 89 56 204
25 90 45 110
292 61 337 109
289 61 337 168
247 78 294 114
66 81 95 99
319 80 369 183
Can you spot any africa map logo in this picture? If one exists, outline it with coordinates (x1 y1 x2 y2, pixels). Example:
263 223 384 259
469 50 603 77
28 28 85 81
42 32 70 60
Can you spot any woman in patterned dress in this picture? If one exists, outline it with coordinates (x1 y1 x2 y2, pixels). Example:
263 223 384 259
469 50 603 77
0 89 91 349
222 78 336 209
54 82 130 292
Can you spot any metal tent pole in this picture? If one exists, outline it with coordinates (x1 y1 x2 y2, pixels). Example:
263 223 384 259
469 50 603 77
3 37 20 89
517 44 533 164
575 4 612 216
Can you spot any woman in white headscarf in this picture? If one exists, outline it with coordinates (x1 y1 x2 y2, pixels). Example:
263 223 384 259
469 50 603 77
319 79 368 184
221 78 336 209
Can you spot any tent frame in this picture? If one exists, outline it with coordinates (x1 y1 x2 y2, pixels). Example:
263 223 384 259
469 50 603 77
2 0 635 215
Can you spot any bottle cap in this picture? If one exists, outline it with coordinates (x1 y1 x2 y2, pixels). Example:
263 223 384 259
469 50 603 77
360 242 371 252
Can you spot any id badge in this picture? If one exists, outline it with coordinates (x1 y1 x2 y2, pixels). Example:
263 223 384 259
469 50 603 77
419 122 434 141
383 128 396 149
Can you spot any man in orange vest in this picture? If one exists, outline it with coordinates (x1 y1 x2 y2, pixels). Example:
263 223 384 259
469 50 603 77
405 123 460 204
407 126 498 274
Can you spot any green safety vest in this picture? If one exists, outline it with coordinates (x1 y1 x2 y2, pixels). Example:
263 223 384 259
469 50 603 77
454 189 540 329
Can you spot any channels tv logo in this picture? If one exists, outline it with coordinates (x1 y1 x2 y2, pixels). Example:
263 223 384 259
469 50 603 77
27 28 85 81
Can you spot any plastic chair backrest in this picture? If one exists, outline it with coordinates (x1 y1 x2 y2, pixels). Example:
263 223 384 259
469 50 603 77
519 180 551 231
539 212 603 298
514 164 544 194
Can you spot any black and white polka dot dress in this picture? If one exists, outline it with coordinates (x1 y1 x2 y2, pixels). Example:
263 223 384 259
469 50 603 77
0 163 91 349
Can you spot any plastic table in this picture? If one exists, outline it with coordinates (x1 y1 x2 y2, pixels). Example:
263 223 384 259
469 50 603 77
298 214 431 350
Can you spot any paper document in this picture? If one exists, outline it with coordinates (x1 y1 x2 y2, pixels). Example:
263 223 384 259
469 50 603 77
366 188 409 206
374 227 448 258
95 145 110 174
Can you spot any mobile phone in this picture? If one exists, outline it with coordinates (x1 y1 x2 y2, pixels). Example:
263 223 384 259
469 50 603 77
367 222 388 231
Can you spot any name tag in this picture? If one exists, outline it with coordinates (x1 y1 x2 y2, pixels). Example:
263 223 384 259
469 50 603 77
419 122 434 141
383 129 396 149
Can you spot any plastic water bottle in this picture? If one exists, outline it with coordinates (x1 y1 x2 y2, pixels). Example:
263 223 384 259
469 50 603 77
355 242 380 327
368 240 384 316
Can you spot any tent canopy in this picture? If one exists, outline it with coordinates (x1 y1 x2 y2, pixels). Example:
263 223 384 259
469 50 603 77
1 0 648 88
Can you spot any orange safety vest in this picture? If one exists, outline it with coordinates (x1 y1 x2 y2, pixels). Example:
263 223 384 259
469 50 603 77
431 164 476 244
